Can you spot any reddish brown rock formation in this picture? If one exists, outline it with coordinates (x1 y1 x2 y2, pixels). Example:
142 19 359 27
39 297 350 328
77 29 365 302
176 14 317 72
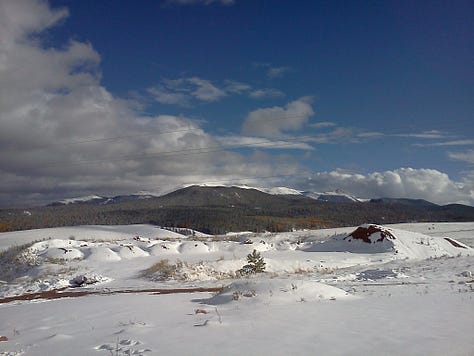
345 224 396 243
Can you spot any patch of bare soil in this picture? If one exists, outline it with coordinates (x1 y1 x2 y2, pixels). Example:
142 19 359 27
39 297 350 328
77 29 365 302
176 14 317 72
444 237 467 249
0 287 223 305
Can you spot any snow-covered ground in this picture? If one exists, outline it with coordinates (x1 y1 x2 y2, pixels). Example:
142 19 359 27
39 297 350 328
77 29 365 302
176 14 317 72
0 223 473 355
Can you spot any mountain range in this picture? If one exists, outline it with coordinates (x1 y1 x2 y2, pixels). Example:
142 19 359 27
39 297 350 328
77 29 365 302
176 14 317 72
48 185 385 206
1 185 473 234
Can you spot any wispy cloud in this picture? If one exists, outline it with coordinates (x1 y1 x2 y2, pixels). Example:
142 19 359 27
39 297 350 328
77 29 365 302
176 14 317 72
224 80 251 94
448 150 474 164
150 78 286 105
415 139 474 147
394 130 447 139
267 66 291 78
216 136 313 150
357 131 385 138
304 127 356 144
309 121 337 129
249 88 285 99
148 77 227 106
187 77 227 101
252 63 292 79
147 86 191 107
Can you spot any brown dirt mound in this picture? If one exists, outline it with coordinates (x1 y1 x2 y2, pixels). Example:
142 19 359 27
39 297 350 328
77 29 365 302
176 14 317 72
345 224 396 243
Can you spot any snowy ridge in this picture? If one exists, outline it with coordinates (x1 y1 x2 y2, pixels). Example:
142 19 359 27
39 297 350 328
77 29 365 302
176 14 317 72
50 192 162 206
254 186 303 195
191 183 303 195
315 188 365 202
56 195 105 205
192 183 366 201
49 185 452 208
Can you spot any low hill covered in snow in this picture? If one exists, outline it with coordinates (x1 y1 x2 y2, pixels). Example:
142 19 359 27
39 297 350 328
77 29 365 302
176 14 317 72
307 224 471 259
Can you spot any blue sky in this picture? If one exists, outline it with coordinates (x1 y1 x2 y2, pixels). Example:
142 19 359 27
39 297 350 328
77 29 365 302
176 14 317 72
0 0 473 205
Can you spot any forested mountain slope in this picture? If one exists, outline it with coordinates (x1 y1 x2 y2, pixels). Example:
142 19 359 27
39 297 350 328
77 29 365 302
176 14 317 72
1 186 473 234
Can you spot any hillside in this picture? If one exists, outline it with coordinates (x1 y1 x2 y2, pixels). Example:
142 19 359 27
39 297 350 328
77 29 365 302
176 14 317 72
1 186 474 234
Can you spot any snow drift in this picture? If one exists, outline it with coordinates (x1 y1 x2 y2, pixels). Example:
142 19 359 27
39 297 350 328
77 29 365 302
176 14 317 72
202 278 354 306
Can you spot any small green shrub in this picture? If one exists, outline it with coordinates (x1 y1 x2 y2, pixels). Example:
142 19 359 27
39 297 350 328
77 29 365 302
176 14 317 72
237 249 266 276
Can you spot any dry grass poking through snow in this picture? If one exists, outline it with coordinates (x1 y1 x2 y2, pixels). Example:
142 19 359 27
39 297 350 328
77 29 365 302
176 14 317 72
140 259 236 281
0 240 43 282
140 259 179 281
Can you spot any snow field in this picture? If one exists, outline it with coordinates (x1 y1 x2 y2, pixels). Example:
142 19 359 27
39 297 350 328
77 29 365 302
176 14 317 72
0 222 473 355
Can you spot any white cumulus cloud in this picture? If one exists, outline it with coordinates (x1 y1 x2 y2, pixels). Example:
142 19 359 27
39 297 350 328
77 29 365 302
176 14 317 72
242 97 315 137
0 0 294 206
294 168 474 205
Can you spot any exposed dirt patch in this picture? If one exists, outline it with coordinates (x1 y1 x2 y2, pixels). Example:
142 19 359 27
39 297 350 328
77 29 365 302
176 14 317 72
345 224 396 243
0 287 223 305
444 237 467 249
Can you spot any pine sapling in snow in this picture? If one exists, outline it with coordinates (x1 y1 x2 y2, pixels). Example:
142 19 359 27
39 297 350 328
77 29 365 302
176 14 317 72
238 249 266 276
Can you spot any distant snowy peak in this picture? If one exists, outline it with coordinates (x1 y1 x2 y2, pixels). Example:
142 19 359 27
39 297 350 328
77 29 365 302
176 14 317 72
315 189 366 203
254 186 303 195
257 186 366 203
190 183 365 202
191 183 302 195
49 192 160 206
104 193 160 204
53 195 107 206
253 186 366 202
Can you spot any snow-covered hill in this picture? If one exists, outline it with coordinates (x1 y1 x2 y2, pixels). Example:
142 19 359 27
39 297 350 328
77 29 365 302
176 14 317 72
312 188 366 203
1 223 473 355
51 195 107 205
194 183 367 202
307 224 471 259
0 223 471 296
49 192 160 206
